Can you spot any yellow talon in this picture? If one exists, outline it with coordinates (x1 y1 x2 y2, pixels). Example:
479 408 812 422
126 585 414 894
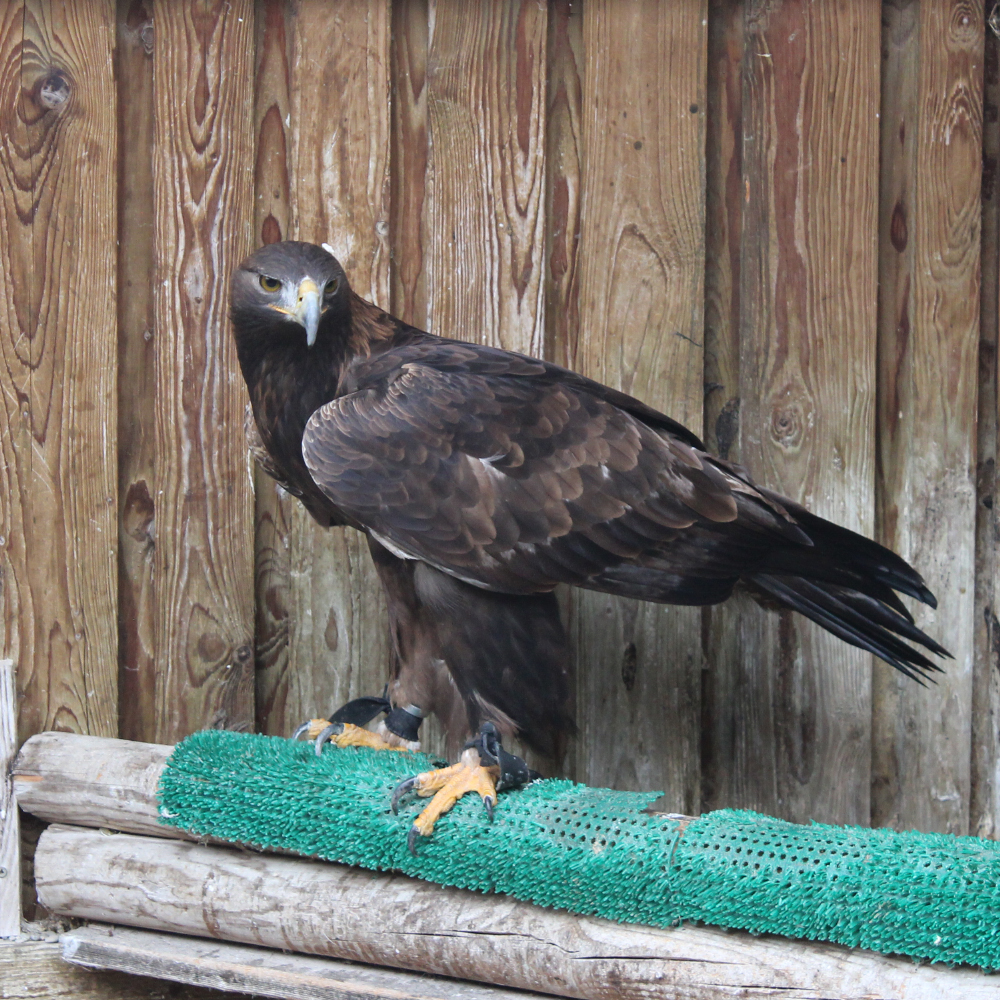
396 748 500 849
301 718 412 752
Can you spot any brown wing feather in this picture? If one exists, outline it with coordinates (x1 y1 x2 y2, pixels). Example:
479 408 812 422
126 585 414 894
302 359 742 594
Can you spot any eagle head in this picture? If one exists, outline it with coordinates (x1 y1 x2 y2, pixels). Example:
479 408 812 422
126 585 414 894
231 241 349 350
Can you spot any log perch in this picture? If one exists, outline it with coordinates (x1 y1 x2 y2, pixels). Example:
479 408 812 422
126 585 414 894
15 732 1000 1000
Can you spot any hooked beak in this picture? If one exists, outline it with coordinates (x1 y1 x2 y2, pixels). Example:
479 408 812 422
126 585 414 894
293 278 321 347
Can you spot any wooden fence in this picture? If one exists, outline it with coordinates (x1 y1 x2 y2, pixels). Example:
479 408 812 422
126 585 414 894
0 0 995 853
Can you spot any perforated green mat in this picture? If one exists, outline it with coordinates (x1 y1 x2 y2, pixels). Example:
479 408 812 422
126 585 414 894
158 730 1000 969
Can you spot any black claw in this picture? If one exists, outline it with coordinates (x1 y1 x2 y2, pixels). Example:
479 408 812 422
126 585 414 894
291 721 311 741
407 825 421 855
391 776 418 814
313 722 343 756
483 796 495 822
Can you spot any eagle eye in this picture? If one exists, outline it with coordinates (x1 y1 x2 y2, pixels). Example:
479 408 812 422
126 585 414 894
259 275 282 293
324 278 340 298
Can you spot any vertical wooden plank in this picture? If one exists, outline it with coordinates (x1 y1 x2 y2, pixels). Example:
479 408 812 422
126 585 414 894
116 0 157 743
567 0 706 807
699 0 744 813
544 0 584 376
0 659 19 938
251 0 296 736
152 0 256 742
874 0 983 834
423 0 549 357
735 0 880 824
417 0 549 761
972 9 1000 841
0 1 119 744
255 0 394 736
544 0 583 777
391 0 430 331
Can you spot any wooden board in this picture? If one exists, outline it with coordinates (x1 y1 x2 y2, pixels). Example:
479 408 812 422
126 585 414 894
872 0 983 834
972 3 1000 840
151 0 256 742
116 0 158 744
389 0 550 762
721 0 881 824
0 0 118 746
1 937 246 1000
566 0 707 806
251 0 299 737
0 660 18 938
34 823 996 1000
699 0 744 813
253 0 394 739
61 925 547 1000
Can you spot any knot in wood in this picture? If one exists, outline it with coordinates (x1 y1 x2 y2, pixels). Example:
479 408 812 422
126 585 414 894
37 73 70 111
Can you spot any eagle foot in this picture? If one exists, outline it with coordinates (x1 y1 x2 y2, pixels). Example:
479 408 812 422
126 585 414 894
392 722 538 854
292 718 413 755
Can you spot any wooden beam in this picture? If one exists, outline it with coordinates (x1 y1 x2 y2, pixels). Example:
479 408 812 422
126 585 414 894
567 0 708 806
0 660 18 938
0 0 119 746
151 0 256 742
873 0 983 834
33 823 993 1000
0 936 244 1000
60 924 545 1000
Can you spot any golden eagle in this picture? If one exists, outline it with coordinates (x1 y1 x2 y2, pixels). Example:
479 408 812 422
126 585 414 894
231 241 947 851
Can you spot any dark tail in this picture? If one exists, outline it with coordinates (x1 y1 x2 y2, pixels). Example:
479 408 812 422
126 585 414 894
749 493 950 684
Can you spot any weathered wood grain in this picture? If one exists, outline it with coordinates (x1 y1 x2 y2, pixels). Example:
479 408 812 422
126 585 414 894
699 0 744 813
544 0 583 371
423 0 549 357
61 925 547 1000
0 659 18 938
873 0 983 835
0 0 119 746
728 0 880 825
1 937 246 1000
116 0 157 744
390 0 430 330
566 0 707 808
151 0 256 743
972 4 1000 841
251 0 296 737
35 824 994 1000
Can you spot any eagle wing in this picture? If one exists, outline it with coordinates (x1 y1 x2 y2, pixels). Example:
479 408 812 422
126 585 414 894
301 343 803 595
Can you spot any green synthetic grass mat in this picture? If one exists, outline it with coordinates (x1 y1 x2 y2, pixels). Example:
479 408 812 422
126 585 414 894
159 730 1000 970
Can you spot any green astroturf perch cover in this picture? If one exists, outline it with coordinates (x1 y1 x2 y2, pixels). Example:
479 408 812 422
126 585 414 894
159 730 1000 970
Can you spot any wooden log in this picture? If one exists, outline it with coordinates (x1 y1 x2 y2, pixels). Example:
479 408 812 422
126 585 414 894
151 0 256 742
13 732 172 838
33 823 994 1000
729 0 881 824
566 0 707 806
0 660 18 938
872 0 983 835
60 924 544 1000
0 0 119 746
0 935 244 1000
